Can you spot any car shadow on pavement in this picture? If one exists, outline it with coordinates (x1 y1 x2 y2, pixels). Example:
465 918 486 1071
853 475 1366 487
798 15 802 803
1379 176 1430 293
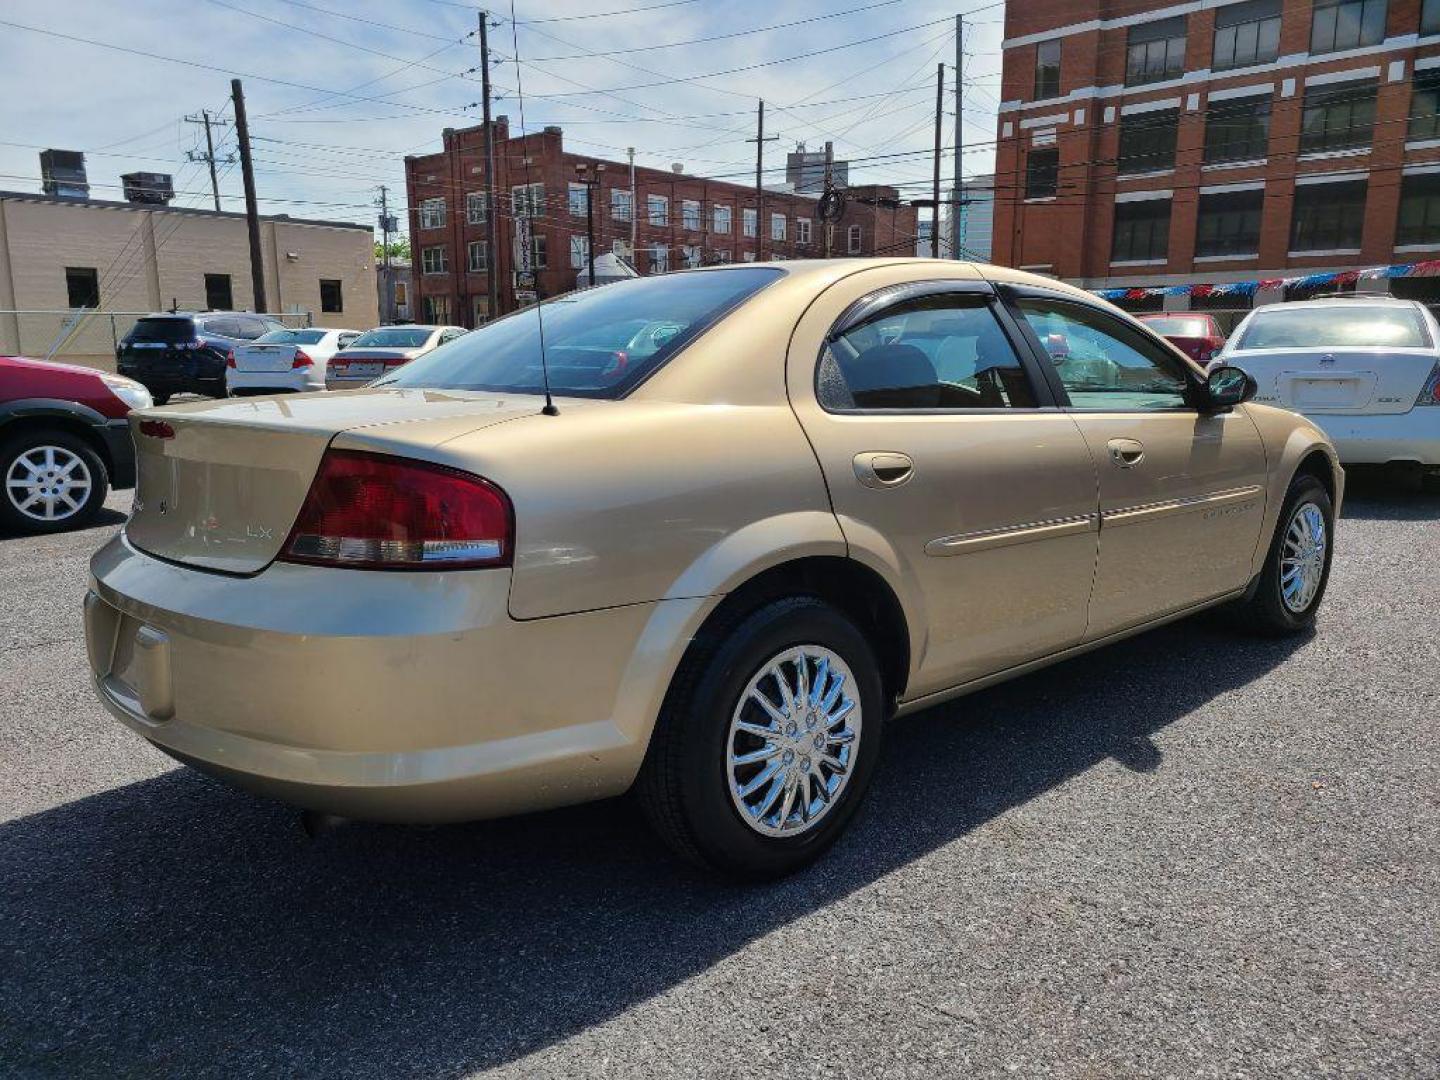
1339 468 1440 521
0 615 1308 1078
0 507 126 541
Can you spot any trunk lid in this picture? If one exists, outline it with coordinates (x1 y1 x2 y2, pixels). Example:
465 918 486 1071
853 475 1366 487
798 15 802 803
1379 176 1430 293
233 343 299 373
329 348 417 381
125 389 540 574
1230 348 1434 415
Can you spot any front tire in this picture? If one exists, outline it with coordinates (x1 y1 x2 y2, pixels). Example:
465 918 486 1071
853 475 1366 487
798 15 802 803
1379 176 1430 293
0 428 110 534
1237 473 1334 634
638 597 885 879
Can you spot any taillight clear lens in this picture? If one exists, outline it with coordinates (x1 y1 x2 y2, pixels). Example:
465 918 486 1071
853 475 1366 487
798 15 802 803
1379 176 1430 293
279 450 512 570
292 349 313 369
1416 362 1440 407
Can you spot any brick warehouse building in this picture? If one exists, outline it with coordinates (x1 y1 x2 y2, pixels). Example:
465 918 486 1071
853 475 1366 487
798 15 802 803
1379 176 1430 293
404 118 917 325
993 0 1440 313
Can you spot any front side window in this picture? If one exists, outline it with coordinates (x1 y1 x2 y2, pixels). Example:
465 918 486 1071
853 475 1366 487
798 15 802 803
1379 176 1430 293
1311 0 1387 53
1410 70 1440 141
713 204 732 233
771 214 786 241
466 191 487 225
1195 189 1264 256
419 197 446 229
421 246 448 274
1118 109 1179 174
1017 297 1189 410
1397 172 1440 245
682 199 701 230
1213 0 1281 70
568 183 589 217
1026 147 1059 197
468 240 488 272
375 267 784 399
1290 180 1367 251
819 292 1038 411
1204 94 1272 163
1126 16 1187 86
1035 39 1061 99
742 208 758 237
648 194 669 225
1300 78 1377 153
1111 199 1171 262
611 188 633 222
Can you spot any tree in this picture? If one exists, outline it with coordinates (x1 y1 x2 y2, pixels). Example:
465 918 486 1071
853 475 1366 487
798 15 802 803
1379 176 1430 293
375 237 411 262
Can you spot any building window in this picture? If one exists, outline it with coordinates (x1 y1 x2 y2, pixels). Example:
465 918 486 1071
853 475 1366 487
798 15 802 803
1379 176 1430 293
647 194 668 225
421 246 448 274
742 208 758 237
64 267 99 309
467 240 488 272
472 296 490 325
1397 173 1440 245
771 213 786 241
423 295 450 324
847 224 862 253
682 199 701 231
611 188 633 221
1290 180 1367 250
1212 0 1281 71
1425 0 1440 33
1034 39 1061 99
796 217 812 244
466 191 487 225
1410 69 1440 141
743 251 757 262
714 249 731 263
204 273 233 310
527 235 548 269
511 183 545 218
1300 78 1377 154
567 182 589 218
1311 0 1387 53
681 244 702 268
612 239 633 259
319 278 343 313
570 234 590 270
713 204 732 233
1195 189 1264 256
1025 147 1060 197
1117 108 1179 174
1111 199 1171 262
1204 94 1272 163
419 197 446 229
650 244 669 273
1125 16 1186 86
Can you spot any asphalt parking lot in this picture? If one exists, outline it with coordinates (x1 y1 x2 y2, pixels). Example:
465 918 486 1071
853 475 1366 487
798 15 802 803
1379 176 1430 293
1 475 1437 1079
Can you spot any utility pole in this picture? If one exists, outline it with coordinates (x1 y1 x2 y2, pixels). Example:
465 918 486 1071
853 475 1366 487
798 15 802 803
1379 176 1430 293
953 14 964 259
575 163 601 286
230 79 267 312
822 141 834 258
627 147 636 257
932 63 944 259
479 11 500 322
747 100 778 260
185 110 232 212
377 185 392 269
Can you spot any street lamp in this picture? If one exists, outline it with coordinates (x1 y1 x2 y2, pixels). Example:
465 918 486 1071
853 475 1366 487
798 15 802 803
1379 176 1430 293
575 162 605 287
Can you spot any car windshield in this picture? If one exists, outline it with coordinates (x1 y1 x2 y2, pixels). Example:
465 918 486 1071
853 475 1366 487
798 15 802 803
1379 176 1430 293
128 318 195 343
254 329 327 345
1143 317 1211 337
1239 306 1431 349
349 328 434 348
377 267 785 398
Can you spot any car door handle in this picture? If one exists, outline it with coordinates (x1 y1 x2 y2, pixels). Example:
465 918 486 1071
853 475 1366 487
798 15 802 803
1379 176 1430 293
853 451 914 489
1107 438 1145 468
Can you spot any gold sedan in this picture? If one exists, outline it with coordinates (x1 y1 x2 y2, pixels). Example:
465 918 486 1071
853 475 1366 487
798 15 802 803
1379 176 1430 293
84 260 1341 878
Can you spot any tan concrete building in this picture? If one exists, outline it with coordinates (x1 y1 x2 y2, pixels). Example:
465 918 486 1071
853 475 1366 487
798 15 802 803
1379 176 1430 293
0 190 377 368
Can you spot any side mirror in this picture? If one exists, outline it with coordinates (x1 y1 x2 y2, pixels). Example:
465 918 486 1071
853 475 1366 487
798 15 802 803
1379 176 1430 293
1204 364 1257 410
1043 332 1070 360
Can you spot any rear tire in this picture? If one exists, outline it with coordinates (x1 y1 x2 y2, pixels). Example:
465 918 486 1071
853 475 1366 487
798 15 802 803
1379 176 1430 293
1235 474 1333 634
638 597 885 879
0 427 110 535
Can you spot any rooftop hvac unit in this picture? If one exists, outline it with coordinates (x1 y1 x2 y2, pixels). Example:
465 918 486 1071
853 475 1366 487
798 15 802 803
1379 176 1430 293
40 149 89 199
121 172 175 205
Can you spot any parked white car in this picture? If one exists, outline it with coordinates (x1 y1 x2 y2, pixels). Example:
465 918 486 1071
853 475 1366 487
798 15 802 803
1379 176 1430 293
1219 299 1440 481
227 328 362 396
325 325 466 390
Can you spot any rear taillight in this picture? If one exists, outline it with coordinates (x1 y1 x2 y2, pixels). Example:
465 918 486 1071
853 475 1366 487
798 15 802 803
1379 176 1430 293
1416 362 1440 406
381 356 409 367
292 349 313 369
279 450 512 570
139 420 175 439
225 349 236 368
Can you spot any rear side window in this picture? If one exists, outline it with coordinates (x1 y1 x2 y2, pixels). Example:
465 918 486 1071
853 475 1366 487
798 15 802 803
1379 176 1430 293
819 292 1037 410
202 318 241 339
1238 306 1430 349
128 317 196 343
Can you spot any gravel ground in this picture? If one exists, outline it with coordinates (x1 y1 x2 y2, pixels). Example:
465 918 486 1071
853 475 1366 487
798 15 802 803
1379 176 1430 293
0 475 1436 1079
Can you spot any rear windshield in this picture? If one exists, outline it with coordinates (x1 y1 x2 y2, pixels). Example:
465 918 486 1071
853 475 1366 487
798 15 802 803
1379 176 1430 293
255 329 327 345
128 317 195 343
1142 317 1211 337
1239 306 1431 349
348 328 433 348
377 268 785 398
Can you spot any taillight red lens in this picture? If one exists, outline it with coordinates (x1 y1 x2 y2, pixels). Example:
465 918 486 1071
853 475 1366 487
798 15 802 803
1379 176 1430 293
225 349 236 368
292 349 313 369
279 450 513 570
138 419 175 439
1418 362 1440 407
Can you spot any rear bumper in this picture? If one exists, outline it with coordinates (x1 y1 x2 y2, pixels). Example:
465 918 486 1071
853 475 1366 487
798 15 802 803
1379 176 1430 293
226 368 324 394
84 534 706 822
1309 411 1440 466
97 418 136 489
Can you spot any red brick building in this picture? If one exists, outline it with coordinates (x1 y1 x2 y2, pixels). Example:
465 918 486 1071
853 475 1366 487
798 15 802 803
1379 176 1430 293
404 119 918 326
993 0 1440 311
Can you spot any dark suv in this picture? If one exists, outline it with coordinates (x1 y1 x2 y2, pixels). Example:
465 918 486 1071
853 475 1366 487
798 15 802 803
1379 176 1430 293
117 312 286 403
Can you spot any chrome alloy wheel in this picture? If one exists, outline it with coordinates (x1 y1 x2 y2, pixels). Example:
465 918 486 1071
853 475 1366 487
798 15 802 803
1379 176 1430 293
1280 501 1327 613
4 445 92 523
726 645 862 838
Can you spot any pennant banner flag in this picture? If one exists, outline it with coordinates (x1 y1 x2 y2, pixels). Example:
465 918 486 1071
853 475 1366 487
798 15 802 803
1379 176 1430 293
1092 259 1435 302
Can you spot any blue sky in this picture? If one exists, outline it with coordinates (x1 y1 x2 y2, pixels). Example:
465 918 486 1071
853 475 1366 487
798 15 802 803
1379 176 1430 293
0 0 1005 233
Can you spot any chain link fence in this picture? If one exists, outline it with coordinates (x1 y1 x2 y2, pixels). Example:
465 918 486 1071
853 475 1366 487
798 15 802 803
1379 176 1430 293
0 310 314 374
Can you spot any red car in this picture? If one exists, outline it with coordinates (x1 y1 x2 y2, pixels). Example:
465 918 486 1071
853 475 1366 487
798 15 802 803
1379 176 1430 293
1 355 150 534
1138 313 1229 366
